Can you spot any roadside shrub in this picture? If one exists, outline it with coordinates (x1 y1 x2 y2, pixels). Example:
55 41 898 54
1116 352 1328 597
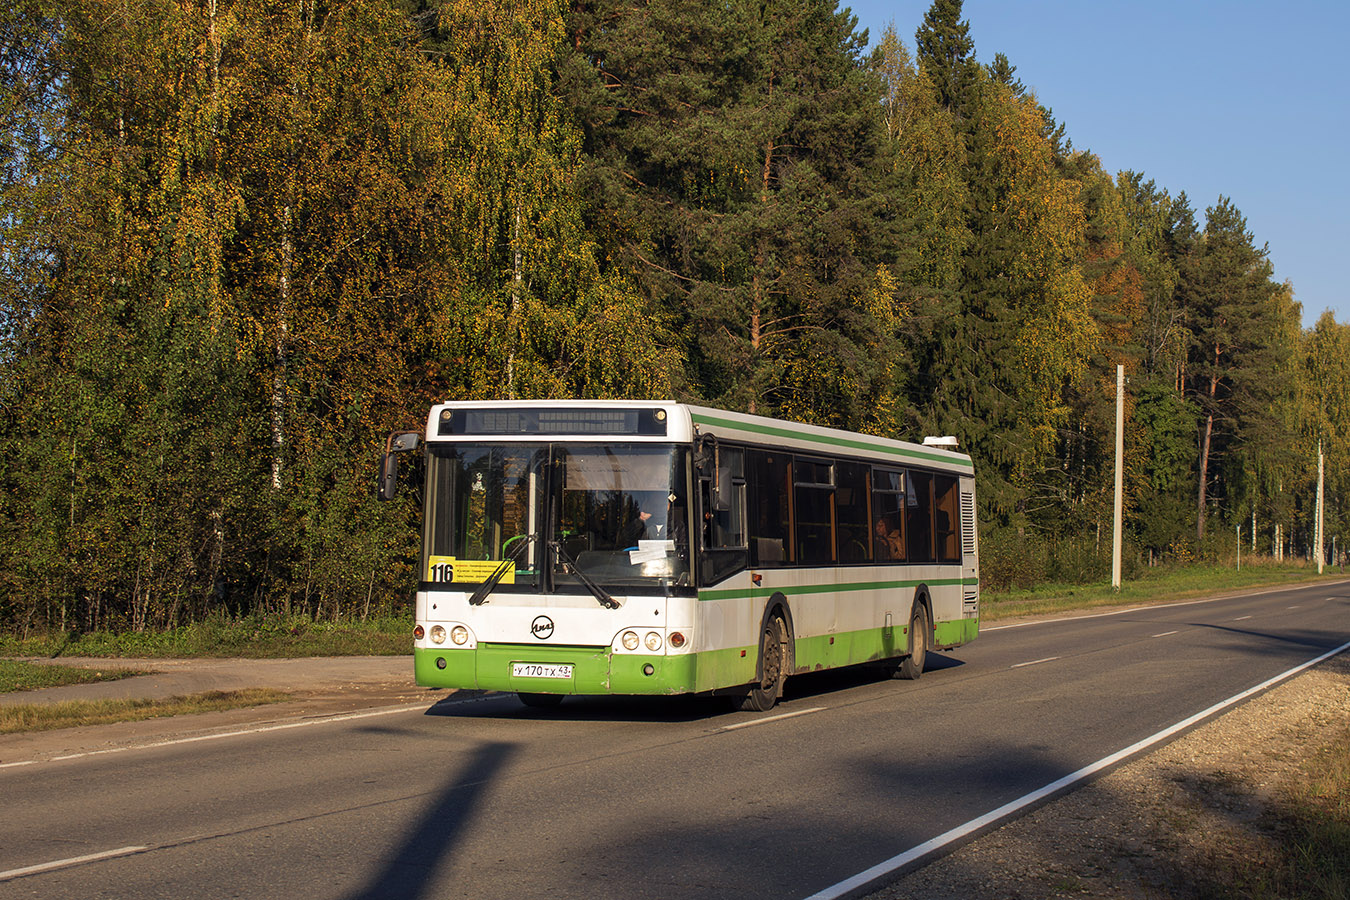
981 529 1048 592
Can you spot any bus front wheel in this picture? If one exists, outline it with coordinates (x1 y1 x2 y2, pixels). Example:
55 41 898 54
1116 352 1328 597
739 614 788 712
896 604 929 680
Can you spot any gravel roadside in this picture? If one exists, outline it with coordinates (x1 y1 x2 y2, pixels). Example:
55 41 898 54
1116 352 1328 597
864 650 1350 900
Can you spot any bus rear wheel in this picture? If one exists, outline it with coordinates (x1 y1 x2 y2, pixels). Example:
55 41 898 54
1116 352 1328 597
518 692 565 709
739 614 788 712
896 604 929 680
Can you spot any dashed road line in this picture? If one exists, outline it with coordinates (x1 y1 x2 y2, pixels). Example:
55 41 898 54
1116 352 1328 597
800 637 1350 900
0 846 147 881
1010 656 1059 669
721 707 825 732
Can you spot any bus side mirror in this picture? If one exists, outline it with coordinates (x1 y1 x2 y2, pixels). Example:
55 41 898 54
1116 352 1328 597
377 432 420 501
378 453 400 501
713 477 733 513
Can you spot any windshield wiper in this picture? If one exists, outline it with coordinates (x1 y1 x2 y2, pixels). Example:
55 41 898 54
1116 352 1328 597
549 540 620 609
468 535 538 606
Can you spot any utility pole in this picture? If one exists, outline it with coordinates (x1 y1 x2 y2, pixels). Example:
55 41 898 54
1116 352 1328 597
1316 440 1325 574
1112 365 1124 590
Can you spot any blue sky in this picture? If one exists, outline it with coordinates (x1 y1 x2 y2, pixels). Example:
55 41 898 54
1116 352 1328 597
843 0 1350 328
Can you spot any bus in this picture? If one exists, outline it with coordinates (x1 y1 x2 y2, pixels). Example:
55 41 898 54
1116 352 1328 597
380 400 979 711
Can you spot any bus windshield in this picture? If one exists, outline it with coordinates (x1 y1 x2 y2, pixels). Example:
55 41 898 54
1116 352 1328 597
423 443 691 592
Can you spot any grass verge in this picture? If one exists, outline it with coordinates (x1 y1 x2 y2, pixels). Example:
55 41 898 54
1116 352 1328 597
0 614 411 659
1263 723 1350 899
984 561 1346 621
0 659 148 693
0 688 292 734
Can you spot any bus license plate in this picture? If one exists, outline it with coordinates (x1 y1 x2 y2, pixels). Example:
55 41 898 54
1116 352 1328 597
512 662 574 679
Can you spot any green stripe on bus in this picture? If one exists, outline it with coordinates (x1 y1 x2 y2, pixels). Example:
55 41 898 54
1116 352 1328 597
698 576 978 603
689 412 974 471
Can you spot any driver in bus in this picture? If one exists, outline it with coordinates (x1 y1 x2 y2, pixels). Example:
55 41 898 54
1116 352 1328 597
616 493 681 549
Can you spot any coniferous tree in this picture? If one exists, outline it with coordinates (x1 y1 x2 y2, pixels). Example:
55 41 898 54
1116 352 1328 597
913 0 977 120
565 0 899 427
1181 197 1290 542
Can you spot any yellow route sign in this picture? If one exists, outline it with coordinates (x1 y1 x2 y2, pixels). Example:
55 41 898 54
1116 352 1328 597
425 556 516 585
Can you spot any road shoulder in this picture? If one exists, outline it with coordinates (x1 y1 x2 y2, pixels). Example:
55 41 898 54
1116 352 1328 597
865 650 1350 900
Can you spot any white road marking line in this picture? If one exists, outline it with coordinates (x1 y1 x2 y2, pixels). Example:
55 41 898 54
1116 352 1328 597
2 694 514 771
1010 657 1058 669
1153 631 1179 638
721 707 824 731
800 637 1350 900
1234 615 1252 621
983 579 1350 631
0 845 147 881
0 702 438 770
47 703 432 763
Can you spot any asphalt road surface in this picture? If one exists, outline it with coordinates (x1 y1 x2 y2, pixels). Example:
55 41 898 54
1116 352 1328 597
3 581 1348 900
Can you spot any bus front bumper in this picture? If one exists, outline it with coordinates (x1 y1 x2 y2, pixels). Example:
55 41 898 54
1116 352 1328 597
414 644 699 695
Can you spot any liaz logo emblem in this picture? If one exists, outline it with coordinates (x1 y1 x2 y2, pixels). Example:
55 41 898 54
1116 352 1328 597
531 616 555 640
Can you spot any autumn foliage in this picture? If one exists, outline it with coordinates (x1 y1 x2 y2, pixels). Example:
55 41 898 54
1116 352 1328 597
0 0 1340 629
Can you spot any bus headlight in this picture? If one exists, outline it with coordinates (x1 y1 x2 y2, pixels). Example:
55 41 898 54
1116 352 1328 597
621 631 640 651
430 625 447 644
645 632 663 652
450 625 469 645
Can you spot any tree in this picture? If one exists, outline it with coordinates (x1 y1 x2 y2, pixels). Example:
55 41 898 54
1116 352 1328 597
913 0 977 120
1181 197 1291 542
565 0 899 427
1301 312 1350 554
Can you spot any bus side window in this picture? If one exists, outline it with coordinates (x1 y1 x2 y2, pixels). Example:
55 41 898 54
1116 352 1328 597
934 474 960 563
871 468 905 562
793 458 835 565
699 448 748 584
747 450 791 567
836 461 871 563
906 470 934 563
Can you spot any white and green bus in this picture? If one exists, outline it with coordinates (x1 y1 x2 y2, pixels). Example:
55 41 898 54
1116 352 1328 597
381 401 979 710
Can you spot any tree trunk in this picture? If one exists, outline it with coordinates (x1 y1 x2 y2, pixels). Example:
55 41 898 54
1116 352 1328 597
748 134 773 416
1196 373 1218 543
271 202 291 491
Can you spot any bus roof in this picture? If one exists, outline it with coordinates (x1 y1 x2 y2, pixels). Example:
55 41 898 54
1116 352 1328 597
426 400 974 475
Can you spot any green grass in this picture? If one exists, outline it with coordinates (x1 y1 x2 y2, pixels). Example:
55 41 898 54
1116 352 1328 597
0 614 412 660
1279 722 1350 899
1225 722 1350 900
0 689 292 734
983 560 1346 621
0 659 148 693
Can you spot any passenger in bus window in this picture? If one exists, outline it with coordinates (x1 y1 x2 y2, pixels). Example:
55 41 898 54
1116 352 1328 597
874 515 903 560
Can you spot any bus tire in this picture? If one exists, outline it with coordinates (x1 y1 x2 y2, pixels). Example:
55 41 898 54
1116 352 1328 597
897 603 929 681
739 614 788 712
518 692 565 709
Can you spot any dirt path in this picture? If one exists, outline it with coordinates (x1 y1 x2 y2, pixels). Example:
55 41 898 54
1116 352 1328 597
865 651 1350 899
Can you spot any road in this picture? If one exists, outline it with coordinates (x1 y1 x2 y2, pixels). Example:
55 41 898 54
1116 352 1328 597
2 582 1347 900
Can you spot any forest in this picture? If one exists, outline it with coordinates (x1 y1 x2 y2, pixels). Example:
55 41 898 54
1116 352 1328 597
1 0 1345 631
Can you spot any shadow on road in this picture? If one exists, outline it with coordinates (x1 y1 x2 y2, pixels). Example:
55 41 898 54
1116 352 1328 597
419 654 965 724
343 740 514 900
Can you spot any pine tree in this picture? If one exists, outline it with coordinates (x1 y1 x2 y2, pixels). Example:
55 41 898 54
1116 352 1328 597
1182 197 1290 542
565 0 898 426
913 0 977 120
